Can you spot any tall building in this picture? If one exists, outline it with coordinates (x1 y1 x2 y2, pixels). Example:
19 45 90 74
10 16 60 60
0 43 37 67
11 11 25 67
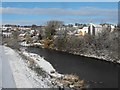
88 23 103 36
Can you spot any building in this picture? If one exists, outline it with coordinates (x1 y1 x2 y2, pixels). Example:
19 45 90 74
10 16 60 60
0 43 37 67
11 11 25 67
88 23 103 36
2 32 12 38
77 27 88 36
1 26 12 38
75 23 103 36
1 26 12 32
110 25 115 32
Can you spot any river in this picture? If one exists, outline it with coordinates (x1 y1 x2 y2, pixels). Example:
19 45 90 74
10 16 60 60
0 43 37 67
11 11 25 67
25 46 119 88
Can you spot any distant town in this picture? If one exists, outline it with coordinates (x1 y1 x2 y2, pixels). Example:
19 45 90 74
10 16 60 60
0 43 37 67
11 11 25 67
1 22 117 38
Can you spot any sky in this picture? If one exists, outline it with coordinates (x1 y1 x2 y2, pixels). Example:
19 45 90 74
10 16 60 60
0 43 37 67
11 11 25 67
2 0 120 2
1 2 118 25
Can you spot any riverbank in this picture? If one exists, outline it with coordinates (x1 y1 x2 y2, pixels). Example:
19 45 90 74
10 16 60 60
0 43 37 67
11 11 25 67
20 48 87 89
1 45 87 89
20 41 120 64
1 45 56 88
24 46 119 88
53 48 120 64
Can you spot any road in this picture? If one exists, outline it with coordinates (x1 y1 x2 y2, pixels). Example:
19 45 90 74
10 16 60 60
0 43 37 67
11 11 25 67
0 46 16 88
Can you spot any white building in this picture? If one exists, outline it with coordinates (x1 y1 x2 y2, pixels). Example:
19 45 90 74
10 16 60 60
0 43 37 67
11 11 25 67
76 23 103 36
1 26 12 38
88 23 103 36
110 25 115 32
1 26 12 32
2 32 12 38
18 27 31 30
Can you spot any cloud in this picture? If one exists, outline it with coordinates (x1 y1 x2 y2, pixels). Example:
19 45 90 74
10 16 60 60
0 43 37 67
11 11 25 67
1 7 118 17
2 17 117 25
1 7 118 25
2 19 44 25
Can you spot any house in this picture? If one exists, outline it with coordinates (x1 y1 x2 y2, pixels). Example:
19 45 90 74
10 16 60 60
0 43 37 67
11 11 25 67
110 25 115 32
77 27 88 36
1 26 12 38
1 26 12 32
18 27 31 31
2 32 12 38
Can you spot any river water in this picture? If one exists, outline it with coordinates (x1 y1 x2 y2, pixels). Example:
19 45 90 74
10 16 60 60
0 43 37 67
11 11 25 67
25 47 119 88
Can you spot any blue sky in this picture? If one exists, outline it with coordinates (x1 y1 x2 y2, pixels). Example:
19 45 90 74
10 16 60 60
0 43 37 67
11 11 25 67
1 2 118 25
2 0 120 2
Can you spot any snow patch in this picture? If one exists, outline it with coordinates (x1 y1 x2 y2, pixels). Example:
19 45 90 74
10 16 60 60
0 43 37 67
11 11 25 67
22 51 63 78
20 42 43 47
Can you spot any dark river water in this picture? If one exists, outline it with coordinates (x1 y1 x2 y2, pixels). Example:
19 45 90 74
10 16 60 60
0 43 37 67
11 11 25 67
25 47 120 88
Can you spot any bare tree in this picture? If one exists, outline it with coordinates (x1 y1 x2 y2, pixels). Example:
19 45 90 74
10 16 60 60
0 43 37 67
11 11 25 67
45 20 63 39
6 30 20 50
31 24 37 30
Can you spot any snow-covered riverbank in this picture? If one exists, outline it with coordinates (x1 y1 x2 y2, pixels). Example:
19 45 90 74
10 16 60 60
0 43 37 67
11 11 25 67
20 48 86 89
20 41 120 64
20 42 43 47
1 45 86 88
72 52 120 64
21 50 63 78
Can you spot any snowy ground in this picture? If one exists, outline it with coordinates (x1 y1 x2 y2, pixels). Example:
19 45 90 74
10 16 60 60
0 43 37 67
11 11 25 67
0 45 86 89
22 50 63 78
0 45 61 88
20 42 43 47
0 45 16 88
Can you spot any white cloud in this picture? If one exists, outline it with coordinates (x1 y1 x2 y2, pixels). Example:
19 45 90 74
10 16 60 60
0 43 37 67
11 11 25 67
1 7 118 17
2 17 118 25
1 7 118 25
2 20 43 25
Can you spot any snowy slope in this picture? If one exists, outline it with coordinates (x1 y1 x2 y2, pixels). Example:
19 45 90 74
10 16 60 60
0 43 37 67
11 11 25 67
22 51 63 78
0 45 57 88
